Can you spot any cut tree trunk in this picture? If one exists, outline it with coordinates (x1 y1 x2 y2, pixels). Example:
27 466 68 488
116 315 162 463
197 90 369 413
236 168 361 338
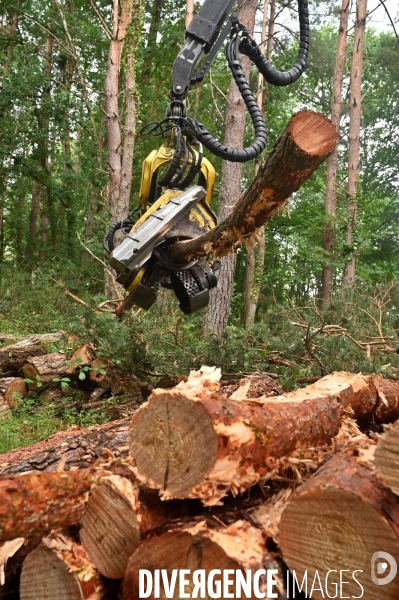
0 374 276 476
168 111 338 265
0 377 28 408
0 469 100 543
129 369 399 504
375 419 399 496
121 518 286 600
0 333 64 376
79 475 172 579
21 352 68 390
0 418 131 475
20 533 110 600
279 440 399 600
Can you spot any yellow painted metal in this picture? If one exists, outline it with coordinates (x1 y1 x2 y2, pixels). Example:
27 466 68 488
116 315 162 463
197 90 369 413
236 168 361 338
130 189 183 233
126 267 146 293
138 143 216 211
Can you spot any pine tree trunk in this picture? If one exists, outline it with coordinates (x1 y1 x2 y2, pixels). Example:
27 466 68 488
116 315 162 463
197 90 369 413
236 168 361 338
279 441 399 600
202 0 258 337
342 0 367 287
0 418 131 475
320 0 350 307
118 0 142 222
141 0 165 85
243 0 269 327
0 469 98 542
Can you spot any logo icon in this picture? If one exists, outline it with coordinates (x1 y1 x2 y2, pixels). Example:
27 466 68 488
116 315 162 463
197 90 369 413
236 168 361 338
371 552 397 586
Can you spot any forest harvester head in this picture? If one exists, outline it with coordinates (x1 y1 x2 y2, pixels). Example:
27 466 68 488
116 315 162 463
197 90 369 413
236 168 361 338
104 0 309 314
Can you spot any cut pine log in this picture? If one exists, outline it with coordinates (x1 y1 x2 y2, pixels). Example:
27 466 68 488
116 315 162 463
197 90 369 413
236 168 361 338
279 441 399 600
79 475 171 579
21 351 68 390
129 368 399 504
375 419 399 496
0 376 28 407
20 533 111 600
121 518 286 600
167 111 338 264
0 333 64 376
0 469 101 543
0 418 131 475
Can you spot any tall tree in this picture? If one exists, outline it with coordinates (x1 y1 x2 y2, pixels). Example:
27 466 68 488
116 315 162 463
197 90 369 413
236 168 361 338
202 0 258 337
105 0 142 225
342 0 367 287
320 0 350 308
243 0 273 327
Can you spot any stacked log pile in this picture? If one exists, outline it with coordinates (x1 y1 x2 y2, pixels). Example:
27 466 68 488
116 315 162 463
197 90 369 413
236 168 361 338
0 334 147 421
1 367 399 599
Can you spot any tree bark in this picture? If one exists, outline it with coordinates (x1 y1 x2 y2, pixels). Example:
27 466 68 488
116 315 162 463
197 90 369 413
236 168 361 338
118 0 141 222
320 0 350 308
21 352 68 391
79 475 172 579
375 419 399 496
20 533 109 600
129 369 399 504
0 418 131 475
0 469 99 543
121 518 286 600
342 0 367 287
0 333 64 377
279 441 399 600
106 0 142 224
201 0 258 337
168 112 338 265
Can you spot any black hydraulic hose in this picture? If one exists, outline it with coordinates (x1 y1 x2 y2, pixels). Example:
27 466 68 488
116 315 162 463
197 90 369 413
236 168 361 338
183 0 309 163
243 0 309 86
186 35 267 163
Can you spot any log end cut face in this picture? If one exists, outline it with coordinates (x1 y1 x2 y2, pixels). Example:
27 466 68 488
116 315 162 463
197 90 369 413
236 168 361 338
20 546 83 600
289 111 338 157
79 477 141 579
130 392 218 498
279 488 399 600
